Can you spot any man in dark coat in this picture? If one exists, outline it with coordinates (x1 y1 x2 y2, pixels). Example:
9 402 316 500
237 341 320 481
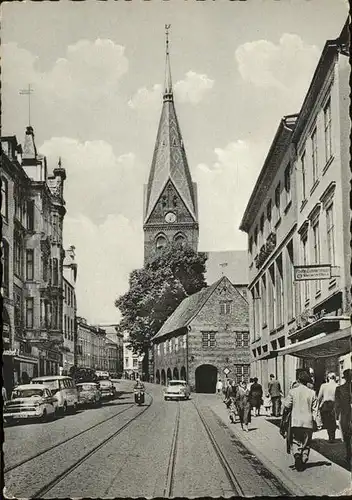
335 369 351 466
268 374 282 417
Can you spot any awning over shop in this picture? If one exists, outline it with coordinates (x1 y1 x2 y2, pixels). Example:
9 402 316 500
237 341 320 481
276 328 351 359
3 350 38 365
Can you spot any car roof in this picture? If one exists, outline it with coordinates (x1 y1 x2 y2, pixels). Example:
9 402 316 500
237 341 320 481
31 376 73 380
14 384 51 391
169 380 187 383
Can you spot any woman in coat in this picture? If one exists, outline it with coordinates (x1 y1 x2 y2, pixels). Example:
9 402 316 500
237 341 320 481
236 380 251 431
249 377 263 416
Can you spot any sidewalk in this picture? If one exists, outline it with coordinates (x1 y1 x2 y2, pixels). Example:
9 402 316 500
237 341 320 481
200 394 351 497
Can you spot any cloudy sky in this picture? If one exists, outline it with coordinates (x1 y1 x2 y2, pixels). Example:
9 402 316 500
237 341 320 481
2 0 348 324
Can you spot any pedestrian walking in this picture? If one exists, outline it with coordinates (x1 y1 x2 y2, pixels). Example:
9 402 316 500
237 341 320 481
249 377 263 416
268 374 282 417
317 372 338 442
282 369 318 471
236 380 251 432
335 368 351 466
263 394 272 416
216 379 223 395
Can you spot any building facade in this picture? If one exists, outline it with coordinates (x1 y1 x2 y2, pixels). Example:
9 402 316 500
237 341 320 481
96 324 124 377
152 276 250 393
239 115 299 396
143 34 199 263
123 331 143 380
61 246 77 374
240 21 350 396
76 317 107 371
2 127 66 394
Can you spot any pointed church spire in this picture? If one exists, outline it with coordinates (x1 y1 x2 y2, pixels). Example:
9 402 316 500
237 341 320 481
164 24 173 101
144 26 198 226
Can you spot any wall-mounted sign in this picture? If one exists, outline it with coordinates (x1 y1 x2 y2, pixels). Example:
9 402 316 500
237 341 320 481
294 265 331 281
223 367 230 375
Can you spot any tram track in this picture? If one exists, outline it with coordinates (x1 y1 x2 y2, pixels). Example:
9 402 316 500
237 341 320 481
4 402 135 474
5 394 153 499
192 401 245 497
164 401 180 498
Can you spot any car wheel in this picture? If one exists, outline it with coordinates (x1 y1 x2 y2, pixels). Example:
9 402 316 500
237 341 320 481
72 403 78 414
5 417 15 426
41 409 48 422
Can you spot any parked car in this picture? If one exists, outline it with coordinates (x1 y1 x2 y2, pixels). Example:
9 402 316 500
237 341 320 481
31 375 79 415
164 380 191 401
4 384 58 424
76 382 102 407
99 379 116 400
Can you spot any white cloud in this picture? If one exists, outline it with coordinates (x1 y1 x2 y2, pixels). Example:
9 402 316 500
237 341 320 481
235 34 320 93
2 39 128 104
129 70 214 110
195 140 267 251
39 137 146 225
174 71 214 105
64 214 143 324
128 83 162 110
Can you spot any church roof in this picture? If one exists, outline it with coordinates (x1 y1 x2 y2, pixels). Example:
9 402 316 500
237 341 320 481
144 30 197 223
153 275 245 341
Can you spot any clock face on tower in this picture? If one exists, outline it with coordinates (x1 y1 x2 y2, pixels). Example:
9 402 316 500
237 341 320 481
165 211 177 223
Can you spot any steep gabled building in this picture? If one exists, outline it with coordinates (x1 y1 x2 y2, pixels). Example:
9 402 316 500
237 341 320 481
143 31 198 263
152 276 249 393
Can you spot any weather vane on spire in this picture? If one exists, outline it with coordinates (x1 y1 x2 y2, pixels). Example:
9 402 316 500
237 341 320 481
19 84 34 127
164 24 173 96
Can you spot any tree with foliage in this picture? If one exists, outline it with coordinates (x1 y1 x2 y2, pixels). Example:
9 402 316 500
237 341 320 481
115 243 207 376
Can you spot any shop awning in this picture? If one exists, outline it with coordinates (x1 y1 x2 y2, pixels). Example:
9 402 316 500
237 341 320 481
276 328 351 359
3 350 38 365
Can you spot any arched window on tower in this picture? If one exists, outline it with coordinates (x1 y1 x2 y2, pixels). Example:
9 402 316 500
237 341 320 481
174 233 186 247
156 234 167 252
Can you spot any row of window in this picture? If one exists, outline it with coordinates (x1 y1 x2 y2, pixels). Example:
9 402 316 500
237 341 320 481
249 164 291 256
300 97 333 203
300 200 335 304
64 282 76 308
156 331 249 355
125 357 138 368
64 315 75 341
24 297 61 330
251 241 295 338
1 236 61 286
155 233 187 251
156 335 187 356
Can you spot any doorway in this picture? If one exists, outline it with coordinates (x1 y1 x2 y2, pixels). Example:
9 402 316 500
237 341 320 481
195 364 218 393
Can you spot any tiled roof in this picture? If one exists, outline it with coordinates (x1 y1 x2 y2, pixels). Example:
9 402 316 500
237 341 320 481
152 277 224 341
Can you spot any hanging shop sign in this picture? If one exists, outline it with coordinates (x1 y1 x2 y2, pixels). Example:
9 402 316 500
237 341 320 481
294 265 332 281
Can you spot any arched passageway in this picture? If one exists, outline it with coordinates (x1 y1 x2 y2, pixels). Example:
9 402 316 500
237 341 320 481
173 367 179 380
180 366 187 381
195 364 218 393
167 368 172 382
161 369 166 385
155 370 160 384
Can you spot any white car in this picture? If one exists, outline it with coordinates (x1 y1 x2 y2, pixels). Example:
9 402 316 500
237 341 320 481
164 380 191 401
4 384 58 424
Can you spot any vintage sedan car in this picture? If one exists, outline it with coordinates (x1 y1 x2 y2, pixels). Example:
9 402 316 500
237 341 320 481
4 384 58 424
76 382 102 407
164 380 191 401
99 379 116 400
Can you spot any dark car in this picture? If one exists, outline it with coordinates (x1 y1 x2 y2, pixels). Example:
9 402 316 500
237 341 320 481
76 382 102 407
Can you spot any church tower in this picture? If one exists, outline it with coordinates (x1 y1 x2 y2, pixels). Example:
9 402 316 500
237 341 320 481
143 26 199 263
